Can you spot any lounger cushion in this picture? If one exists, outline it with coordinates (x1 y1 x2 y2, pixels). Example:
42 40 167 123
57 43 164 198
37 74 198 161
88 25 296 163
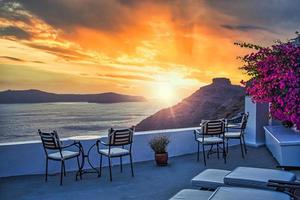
197 137 223 144
48 150 80 160
209 187 291 200
169 189 213 200
224 167 296 189
191 169 231 189
99 148 129 156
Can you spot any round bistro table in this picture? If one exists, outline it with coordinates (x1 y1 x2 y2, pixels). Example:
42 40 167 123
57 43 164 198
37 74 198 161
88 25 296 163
68 135 101 179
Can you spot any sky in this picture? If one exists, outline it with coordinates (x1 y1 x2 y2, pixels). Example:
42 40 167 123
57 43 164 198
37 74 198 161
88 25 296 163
0 0 299 103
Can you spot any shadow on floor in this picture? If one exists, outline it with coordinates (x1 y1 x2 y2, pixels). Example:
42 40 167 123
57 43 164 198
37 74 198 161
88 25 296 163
0 146 287 200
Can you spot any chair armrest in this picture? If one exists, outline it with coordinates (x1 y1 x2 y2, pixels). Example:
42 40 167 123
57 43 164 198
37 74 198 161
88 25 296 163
96 138 109 147
268 180 300 192
61 141 81 149
269 179 300 186
193 129 202 141
267 182 300 190
226 123 242 129
276 165 300 171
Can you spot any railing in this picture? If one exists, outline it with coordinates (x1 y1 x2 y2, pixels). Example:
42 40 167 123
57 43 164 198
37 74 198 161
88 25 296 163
0 127 239 177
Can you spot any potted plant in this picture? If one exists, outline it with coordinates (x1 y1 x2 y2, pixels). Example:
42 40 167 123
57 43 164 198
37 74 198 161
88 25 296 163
149 135 170 166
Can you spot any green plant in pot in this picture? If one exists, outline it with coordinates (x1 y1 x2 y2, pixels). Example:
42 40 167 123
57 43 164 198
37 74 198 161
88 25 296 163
149 135 170 166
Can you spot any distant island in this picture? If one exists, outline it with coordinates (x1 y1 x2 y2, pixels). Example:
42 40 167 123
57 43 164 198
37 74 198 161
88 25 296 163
0 89 146 104
136 78 245 131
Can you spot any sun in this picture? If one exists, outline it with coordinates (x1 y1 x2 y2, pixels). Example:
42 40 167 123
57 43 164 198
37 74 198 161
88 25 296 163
156 83 176 103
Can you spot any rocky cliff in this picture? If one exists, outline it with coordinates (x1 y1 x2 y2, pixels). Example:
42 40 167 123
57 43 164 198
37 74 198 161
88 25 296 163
136 78 245 131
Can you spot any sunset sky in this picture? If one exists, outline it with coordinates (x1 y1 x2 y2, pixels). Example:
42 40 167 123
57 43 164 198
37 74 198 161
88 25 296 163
0 0 299 102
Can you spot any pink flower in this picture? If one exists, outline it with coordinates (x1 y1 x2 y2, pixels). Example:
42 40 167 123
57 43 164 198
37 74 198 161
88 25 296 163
240 43 300 129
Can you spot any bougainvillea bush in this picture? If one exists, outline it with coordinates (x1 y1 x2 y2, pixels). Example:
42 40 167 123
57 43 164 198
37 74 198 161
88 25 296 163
238 42 300 129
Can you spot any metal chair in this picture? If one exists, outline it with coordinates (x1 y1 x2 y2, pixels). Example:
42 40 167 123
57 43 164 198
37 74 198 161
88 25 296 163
227 112 245 125
194 119 226 166
225 113 249 158
38 129 81 185
96 126 134 181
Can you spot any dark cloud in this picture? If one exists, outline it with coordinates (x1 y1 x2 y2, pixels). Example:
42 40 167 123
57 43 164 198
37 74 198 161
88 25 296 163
0 1 31 24
31 60 45 64
17 0 133 32
2 0 298 35
206 0 300 31
0 56 46 64
0 26 31 39
27 43 91 61
0 56 24 62
97 73 155 82
221 24 271 32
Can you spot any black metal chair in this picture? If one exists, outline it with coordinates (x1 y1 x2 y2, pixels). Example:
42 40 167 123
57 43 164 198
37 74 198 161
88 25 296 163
96 126 134 181
38 129 81 185
227 112 245 124
225 113 249 158
194 119 226 166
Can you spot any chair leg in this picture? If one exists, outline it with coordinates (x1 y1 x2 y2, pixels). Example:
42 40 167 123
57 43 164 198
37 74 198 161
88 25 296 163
226 138 229 154
45 158 48 182
217 144 220 159
120 156 123 173
76 156 80 180
99 154 102 177
129 154 134 177
197 143 200 162
60 161 64 186
108 157 112 182
202 145 206 166
63 163 66 176
223 142 226 164
240 137 245 158
207 145 213 159
242 135 248 154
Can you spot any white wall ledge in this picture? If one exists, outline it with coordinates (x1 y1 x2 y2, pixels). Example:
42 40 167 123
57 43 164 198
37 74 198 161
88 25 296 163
0 127 202 146
0 127 237 177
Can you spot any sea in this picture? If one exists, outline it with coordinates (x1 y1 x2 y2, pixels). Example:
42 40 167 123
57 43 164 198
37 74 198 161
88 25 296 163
0 102 165 143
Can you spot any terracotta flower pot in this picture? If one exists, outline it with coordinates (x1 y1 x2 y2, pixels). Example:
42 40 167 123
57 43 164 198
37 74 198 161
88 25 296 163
155 152 168 166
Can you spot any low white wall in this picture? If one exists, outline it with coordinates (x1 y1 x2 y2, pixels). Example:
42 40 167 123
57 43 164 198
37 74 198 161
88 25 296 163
0 127 238 177
264 126 300 166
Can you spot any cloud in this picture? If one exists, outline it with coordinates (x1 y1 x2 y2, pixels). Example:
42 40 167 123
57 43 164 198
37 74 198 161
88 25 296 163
0 56 24 62
27 43 91 61
0 26 32 39
97 73 155 82
0 56 45 64
221 24 271 32
206 0 300 31
17 0 134 32
0 1 32 24
31 60 45 64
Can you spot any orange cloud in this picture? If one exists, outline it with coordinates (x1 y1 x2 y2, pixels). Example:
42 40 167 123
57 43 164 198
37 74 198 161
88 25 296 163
0 0 298 101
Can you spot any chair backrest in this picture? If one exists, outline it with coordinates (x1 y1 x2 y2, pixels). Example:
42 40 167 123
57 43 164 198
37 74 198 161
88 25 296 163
38 129 61 150
240 113 249 130
108 126 134 146
201 119 225 136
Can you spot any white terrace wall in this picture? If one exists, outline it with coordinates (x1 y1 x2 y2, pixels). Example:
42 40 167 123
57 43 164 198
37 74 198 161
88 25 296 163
0 127 239 177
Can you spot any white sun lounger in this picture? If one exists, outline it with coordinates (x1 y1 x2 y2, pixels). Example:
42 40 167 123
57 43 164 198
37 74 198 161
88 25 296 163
170 187 292 200
191 167 296 190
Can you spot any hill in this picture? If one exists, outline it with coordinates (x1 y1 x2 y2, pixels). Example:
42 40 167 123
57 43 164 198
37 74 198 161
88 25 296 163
0 89 146 104
136 78 244 131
